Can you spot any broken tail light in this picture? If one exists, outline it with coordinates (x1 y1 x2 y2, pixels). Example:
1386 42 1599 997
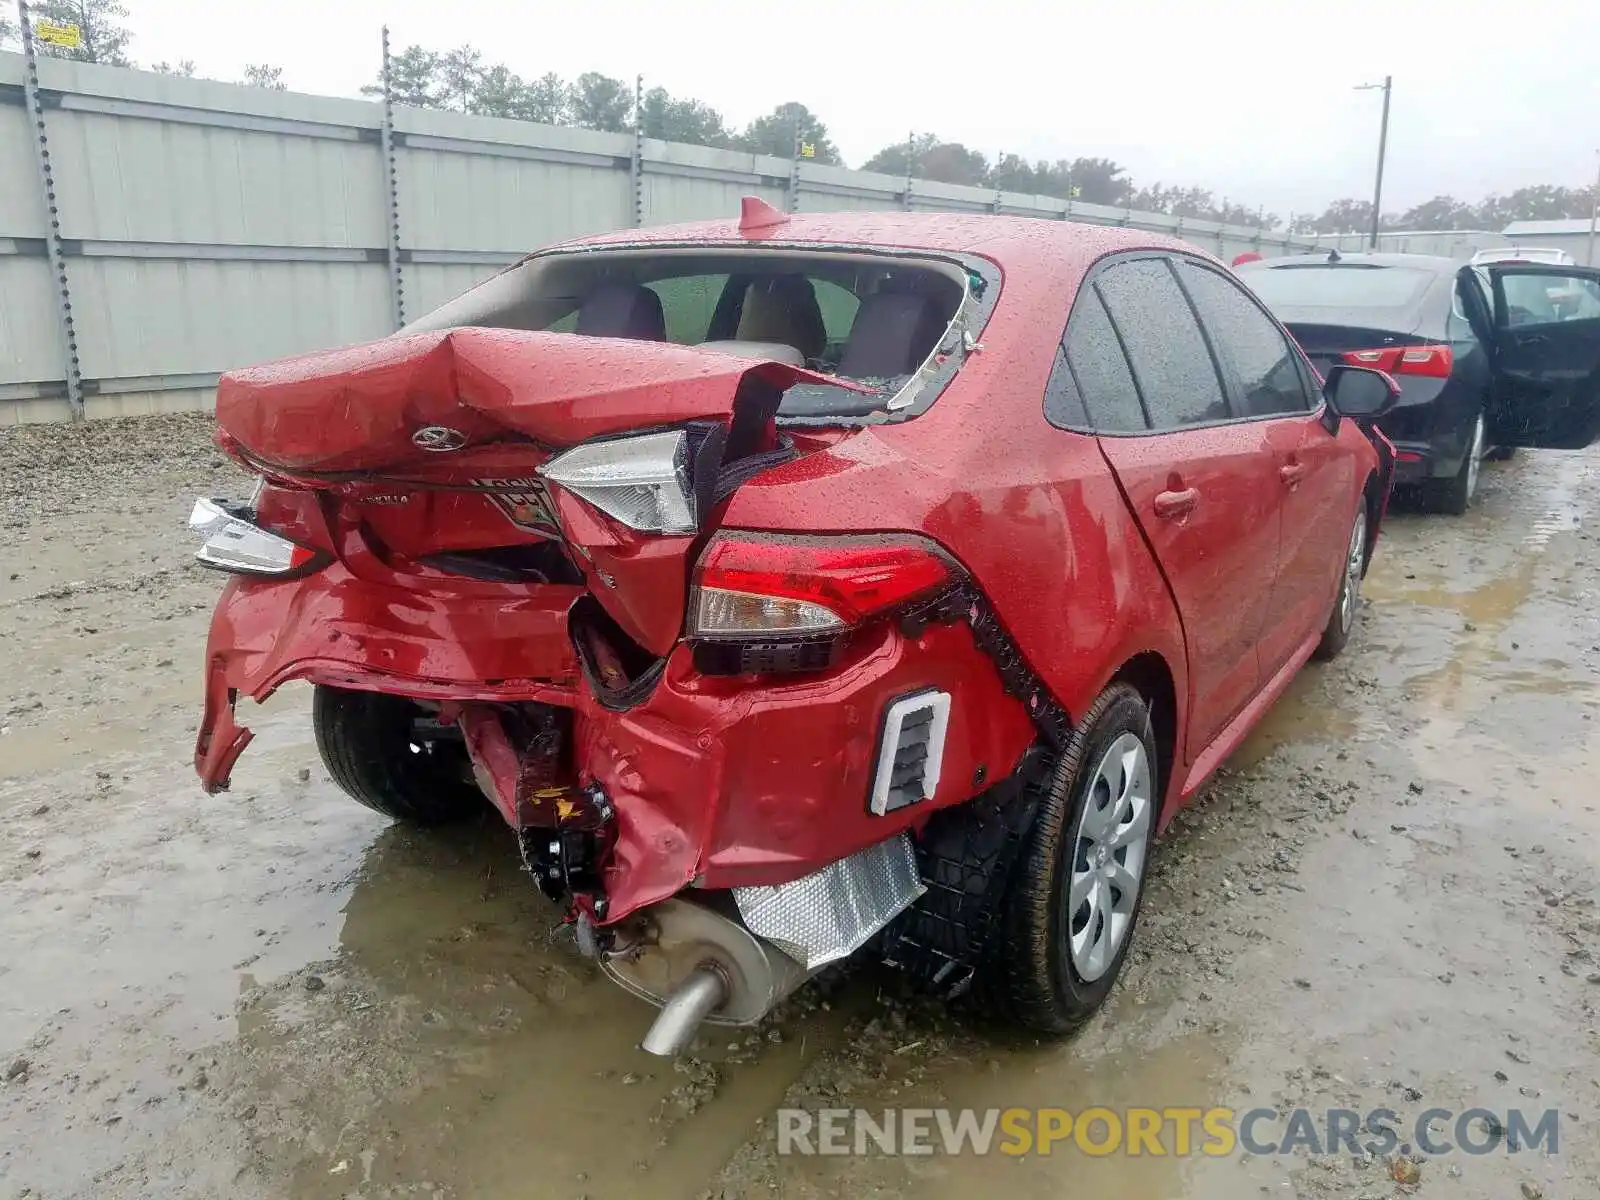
689 532 957 675
537 430 697 535
188 496 326 577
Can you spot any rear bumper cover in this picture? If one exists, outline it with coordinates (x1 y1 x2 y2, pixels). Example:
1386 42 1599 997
196 569 1036 923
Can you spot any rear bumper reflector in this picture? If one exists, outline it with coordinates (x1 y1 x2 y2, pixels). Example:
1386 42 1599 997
869 689 951 815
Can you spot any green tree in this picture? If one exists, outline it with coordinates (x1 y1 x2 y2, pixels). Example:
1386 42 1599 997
150 59 196 77
362 44 442 108
241 63 286 90
1046 157 1132 206
1475 185 1591 226
520 71 569 124
1 14 19 48
468 64 526 117
1397 195 1476 230
989 152 1040 194
568 71 632 132
437 45 482 112
737 102 840 163
1296 198 1400 235
32 0 132 66
640 87 732 148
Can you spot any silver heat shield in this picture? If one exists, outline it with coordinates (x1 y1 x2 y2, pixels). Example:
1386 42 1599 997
733 833 926 970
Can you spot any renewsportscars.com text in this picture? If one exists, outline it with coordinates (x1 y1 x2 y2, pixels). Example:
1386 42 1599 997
776 1106 1561 1158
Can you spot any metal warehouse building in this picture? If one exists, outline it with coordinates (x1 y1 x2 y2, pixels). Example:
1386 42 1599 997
1498 218 1599 266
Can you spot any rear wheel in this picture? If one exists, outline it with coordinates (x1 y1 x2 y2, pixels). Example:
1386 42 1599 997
991 683 1156 1035
312 685 485 824
1426 412 1485 515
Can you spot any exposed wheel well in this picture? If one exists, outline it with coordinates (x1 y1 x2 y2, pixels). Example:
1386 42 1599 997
1111 651 1178 817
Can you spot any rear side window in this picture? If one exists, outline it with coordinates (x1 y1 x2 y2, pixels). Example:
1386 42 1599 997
1096 259 1228 429
1064 288 1146 432
1042 341 1091 429
813 279 862 347
646 274 728 344
1177 261 1311 417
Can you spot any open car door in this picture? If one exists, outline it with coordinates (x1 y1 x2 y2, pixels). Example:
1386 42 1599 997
1481 263 1600 449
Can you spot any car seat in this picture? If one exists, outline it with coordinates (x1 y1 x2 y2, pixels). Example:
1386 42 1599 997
837 290 948 378
732 276 827 362
574 283 666 340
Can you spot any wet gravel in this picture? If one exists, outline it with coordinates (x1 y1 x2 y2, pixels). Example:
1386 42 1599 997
2 419 1598 1199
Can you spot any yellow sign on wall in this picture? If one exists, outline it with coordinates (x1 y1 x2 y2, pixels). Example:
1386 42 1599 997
34 19 84 49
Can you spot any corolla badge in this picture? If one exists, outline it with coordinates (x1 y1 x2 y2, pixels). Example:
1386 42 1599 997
411 425 468 452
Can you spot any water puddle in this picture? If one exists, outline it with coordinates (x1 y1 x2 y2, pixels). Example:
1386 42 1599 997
770 1028 1235 1200
213 819 860 1199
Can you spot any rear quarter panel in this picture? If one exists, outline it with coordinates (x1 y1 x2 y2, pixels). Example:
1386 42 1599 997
724 354 1191 812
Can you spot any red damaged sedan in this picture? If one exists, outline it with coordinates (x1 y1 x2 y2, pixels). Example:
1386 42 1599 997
190 202 1404 1054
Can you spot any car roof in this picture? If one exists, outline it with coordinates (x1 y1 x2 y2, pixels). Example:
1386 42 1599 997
547 210 1205 280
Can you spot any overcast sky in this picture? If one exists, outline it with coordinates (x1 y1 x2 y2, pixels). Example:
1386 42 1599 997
114 0 1600 216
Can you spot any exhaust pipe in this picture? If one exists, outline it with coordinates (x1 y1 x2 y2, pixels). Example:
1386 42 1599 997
603 834 926 1055
640 966 728 1057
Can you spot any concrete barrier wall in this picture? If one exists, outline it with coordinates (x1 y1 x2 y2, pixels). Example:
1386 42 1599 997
0 52 1320 425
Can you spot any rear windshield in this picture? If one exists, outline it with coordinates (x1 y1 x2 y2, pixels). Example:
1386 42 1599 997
1477 248 1567 264
1242 264 1437 310
405 246 997 423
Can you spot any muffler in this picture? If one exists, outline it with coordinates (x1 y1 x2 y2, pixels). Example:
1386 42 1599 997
602 833 925 1056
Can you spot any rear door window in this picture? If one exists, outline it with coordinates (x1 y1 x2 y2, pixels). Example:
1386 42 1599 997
646 274 729 344
1176 260 1312 417
1062 288 1147 432
1095 258 1229 428
812 279 862 352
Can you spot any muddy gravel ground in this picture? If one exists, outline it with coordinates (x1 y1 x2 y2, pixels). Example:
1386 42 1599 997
3 415 1599 1200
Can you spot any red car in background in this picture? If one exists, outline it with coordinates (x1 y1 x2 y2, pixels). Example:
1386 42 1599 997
189 203 1407 1054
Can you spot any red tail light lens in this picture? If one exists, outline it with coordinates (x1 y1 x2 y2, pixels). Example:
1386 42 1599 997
691 533 956 640
1342 345 1453 378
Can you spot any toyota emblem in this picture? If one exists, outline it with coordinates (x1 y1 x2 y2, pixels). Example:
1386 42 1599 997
411 425 468 452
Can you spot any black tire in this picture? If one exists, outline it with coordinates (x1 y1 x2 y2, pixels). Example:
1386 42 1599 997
312 685 485 824
990 683 1157 1035
1313 503 1367 662
1424 412 1485 516
1485 445 1517 463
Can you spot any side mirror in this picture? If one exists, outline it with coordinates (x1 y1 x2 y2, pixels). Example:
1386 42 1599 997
1323 363 1400 420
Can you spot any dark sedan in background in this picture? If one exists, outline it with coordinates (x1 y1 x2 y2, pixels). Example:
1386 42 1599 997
1238 252 1600 513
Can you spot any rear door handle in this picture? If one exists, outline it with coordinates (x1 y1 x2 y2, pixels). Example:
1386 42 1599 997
1280 462 1306 486
1153 488 1199 519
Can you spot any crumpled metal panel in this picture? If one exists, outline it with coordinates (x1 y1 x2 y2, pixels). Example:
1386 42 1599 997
734 833 926 970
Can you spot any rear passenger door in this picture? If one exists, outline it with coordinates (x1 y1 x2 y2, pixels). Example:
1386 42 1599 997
1068 256 1283 760
1174 258 1358 678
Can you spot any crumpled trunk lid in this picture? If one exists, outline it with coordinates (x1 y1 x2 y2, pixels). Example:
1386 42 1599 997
215 326 835 474
212 327 838 655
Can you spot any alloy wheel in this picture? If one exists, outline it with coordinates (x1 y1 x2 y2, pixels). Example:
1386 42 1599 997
1066 731 1153 982
1339 508 1367 635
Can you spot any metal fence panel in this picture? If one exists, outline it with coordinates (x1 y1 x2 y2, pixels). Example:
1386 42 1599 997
0 258 63 389
0 51 1322 425
66 258 392 381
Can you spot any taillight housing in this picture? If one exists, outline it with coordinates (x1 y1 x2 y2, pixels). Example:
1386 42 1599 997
689 532 959 675
188 493 327 578
1342 344 1453 379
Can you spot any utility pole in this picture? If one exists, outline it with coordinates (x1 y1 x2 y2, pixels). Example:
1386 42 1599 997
1355 75 1392 250
1588 149 1599 268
